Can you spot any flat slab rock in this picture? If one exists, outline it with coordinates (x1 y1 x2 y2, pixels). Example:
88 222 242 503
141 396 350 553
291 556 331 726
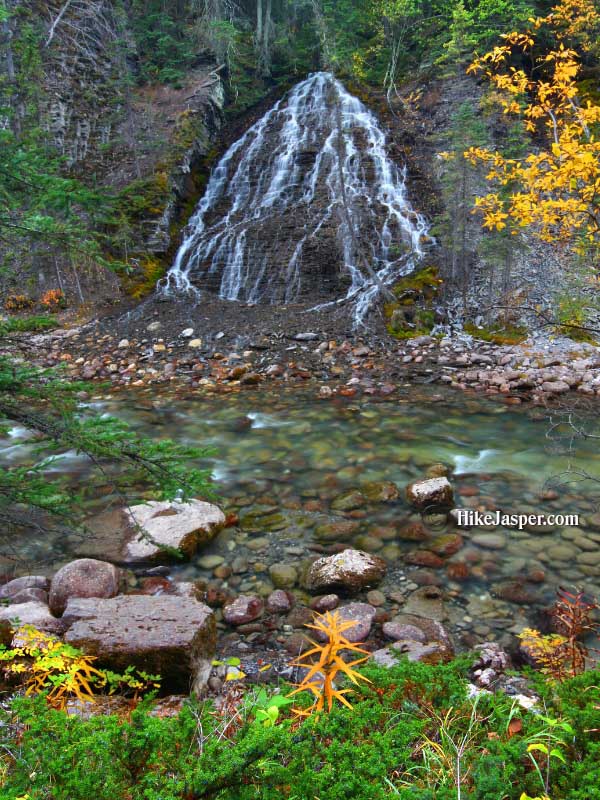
63 595 216 694
123 500 226 564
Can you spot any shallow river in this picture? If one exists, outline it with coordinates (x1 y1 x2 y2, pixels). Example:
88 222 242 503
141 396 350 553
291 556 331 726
3 384 600 646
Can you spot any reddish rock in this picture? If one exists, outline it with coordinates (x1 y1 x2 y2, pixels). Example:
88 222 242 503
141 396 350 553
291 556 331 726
404 550 444 568
314 602 375 643
309 594 340 612
49 559 120 616
266 590 294 614
382 622 427 642
397 521 430 542
458 486 479 497
406 477 454 510
137 577 173 596
64 595 215 694
492 580 540 605
223 595 264 625
429 533 463 557
6 587 48 604
0 575 49 599
286 606 314 628
446 562 470 581
284 632 310 655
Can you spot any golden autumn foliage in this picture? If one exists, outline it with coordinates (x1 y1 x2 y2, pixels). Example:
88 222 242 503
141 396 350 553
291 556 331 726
288 610 371 716
518 588 599 682
0 625 160 710
464 0 600 261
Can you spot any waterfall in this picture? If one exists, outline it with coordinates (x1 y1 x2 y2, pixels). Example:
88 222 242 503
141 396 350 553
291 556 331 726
161 72 430 326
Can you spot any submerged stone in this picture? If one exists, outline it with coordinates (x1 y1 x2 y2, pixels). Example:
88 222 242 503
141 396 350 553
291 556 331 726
406 477 454 510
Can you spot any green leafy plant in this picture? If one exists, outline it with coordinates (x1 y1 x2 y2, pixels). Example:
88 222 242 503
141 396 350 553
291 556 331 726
249 688 293 727
525 714 574 798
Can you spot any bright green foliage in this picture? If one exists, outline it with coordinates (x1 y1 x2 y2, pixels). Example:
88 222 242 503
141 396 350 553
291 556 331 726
0 315 58 335
1 660 599 800
0 130 115 268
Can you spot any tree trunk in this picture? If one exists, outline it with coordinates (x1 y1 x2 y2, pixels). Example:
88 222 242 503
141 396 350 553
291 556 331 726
256 0 263 45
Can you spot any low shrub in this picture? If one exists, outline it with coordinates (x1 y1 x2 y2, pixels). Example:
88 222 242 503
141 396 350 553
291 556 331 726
1 658 598 800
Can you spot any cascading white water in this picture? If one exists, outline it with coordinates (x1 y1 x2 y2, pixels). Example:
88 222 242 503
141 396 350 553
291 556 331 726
161 71 430 326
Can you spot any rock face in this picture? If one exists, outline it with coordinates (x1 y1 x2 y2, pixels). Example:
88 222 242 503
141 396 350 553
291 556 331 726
49 559 120 616
406 477 454 510
123 500 226 564
64 595 216 694
305 549 387 594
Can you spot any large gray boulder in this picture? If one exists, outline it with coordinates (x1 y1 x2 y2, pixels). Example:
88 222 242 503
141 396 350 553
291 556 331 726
305 549 386 595
64 595 216 695
123 500 226 563
49 559 120 616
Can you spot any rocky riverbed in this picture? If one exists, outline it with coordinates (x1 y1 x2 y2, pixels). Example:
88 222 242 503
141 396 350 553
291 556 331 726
3 299 600 706
9 295 600 404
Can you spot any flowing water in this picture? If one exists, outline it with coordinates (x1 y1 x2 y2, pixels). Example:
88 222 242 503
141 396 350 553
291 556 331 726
161 72 429 325
3 386 600 647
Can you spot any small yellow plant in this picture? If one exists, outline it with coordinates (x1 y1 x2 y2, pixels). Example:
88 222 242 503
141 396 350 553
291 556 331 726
518 628 575 682
0 625 160 709
519 588 599 681
288 610 371 716
0 626 105 708
520 794 551 800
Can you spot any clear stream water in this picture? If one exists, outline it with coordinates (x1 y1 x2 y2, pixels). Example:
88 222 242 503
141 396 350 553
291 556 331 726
3 385 600 646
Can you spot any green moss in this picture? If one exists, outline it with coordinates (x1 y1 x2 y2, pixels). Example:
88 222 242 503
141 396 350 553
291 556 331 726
464 322 528 345
385 266 441 338
556 323 597 344
0 315 58 334
128 256 166 299
392 265 443 301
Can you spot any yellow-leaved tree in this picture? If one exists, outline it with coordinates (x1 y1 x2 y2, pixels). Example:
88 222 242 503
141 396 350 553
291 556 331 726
464 0 600 268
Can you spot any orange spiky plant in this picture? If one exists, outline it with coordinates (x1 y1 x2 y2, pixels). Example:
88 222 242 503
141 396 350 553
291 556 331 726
288 610 371 717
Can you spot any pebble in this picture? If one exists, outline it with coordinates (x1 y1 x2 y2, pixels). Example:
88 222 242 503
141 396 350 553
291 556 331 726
198 555 225 570
471 533 507 550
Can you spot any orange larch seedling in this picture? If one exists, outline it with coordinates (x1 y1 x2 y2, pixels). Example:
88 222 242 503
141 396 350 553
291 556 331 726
288 610 371 717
